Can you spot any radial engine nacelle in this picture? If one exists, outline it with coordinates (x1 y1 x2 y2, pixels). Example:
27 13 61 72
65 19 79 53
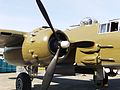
22 27 69 66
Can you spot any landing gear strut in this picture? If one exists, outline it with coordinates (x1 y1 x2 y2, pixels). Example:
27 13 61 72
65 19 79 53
93 67 108 89
16 65 38 90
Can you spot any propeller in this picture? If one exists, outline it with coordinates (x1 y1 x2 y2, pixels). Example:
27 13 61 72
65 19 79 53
40 47 60 90
36 0 59 41
36 0 70 90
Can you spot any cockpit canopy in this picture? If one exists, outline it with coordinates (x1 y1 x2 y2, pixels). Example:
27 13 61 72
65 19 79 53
80 17 98 25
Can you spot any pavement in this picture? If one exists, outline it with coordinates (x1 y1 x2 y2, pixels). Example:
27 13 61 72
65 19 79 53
1 71 120 90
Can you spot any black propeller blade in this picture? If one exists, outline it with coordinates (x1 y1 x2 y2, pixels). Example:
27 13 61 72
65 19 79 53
36 0 59 41
40 47 60 90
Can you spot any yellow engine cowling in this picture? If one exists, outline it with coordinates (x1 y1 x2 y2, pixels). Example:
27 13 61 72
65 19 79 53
22 27 69 65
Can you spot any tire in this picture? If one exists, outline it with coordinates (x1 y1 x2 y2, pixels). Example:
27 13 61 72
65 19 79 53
16 72 31 90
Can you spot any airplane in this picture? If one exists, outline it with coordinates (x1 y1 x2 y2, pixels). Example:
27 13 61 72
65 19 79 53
1 0 120 90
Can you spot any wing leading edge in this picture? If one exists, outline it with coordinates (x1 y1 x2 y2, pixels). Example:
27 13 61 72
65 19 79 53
0 29 26 48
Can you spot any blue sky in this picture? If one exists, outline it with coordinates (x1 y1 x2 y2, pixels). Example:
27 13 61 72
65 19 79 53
0 0 120 32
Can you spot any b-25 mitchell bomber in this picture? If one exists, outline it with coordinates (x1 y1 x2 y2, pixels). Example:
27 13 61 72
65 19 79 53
1 0 120 90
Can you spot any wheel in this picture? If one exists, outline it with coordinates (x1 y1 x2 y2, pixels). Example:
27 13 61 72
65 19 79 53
16 72 31 90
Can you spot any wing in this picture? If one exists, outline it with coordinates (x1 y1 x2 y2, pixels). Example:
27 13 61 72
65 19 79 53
0 29 27 48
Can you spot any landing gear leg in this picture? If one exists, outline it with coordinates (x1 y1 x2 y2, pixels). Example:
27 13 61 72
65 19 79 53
103 72 108 87
93 67 108 89
24 65 38 80
16 65 38 90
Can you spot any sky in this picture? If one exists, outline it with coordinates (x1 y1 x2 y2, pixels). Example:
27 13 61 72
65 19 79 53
0 0 120 32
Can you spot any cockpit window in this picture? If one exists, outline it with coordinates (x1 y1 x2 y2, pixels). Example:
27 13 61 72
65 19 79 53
107 23 110 32
99 24 107 33
110 22 118 32
99 19 120 33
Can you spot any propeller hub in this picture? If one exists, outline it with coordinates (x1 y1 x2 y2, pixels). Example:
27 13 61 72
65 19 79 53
60 41 70 49
48 30 70 57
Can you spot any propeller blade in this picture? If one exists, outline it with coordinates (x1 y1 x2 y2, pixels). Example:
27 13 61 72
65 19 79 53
40 47 60 90
36 0 59 40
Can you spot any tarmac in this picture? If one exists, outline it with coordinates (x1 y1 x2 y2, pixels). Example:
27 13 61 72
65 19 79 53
1 71 120 90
